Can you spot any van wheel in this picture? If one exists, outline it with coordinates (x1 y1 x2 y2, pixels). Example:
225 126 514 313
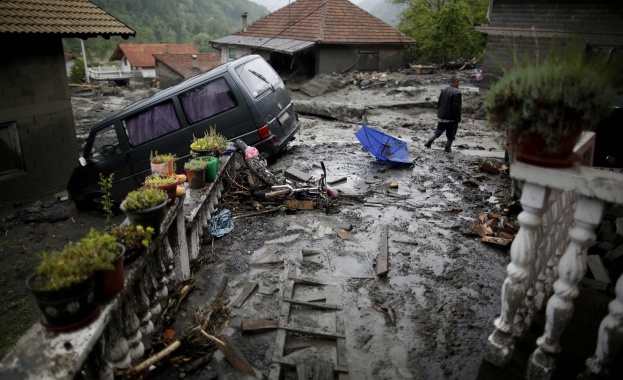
75 195 97 212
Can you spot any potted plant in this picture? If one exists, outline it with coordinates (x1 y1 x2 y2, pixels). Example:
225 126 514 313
150 151 177 175
184 159 207 189
190 125 229 157
144 173 179 203
120 187 168 234
110 224 155 263
26 229 123 329
484 45 618 167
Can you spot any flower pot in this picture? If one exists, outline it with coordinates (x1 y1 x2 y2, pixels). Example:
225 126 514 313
150 160 175 175
95 243 126 302
185 168 206 189
193 156 219 182
26 273 98 329
508 128 583 168
120 199 167 234
146 180 178 204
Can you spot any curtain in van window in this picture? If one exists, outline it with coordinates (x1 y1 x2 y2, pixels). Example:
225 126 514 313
125 101 181 146
180 77 236 124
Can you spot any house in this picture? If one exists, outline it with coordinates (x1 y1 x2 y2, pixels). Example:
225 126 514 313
153 52 222 89
109 43 200 79
0 0 135 201
210 0 414 76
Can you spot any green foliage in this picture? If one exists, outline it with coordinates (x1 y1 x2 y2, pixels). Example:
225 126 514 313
68 58 86 84
396 0 487 64
110 225 155 251
190 126 228 154
145 173 178 186
484 44 618 149
150 151 177 164
122 187 167 211
35 229 119 291
98 173 116 230
63 0 269 62
184 159 207 171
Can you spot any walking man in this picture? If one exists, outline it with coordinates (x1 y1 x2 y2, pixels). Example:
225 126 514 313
424 76 462 152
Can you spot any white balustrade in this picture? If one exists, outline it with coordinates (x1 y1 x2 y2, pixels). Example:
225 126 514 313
485 133 623 379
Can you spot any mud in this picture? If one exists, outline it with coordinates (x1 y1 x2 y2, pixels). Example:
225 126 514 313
0 70 515 379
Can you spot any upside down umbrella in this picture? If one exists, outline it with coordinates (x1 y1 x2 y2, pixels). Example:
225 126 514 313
355 125 412 164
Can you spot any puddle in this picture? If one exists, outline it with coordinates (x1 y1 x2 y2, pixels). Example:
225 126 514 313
328 250 374 279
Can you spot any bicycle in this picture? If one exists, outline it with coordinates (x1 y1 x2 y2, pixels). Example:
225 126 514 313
235 139 278 186
253 161 338 214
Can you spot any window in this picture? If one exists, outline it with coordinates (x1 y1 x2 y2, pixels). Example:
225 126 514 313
123 101 182 147
358 51 379 71
90 124 120 160
0 122 25 179
228 47 237 60
180 77 237 124
235 58 280 98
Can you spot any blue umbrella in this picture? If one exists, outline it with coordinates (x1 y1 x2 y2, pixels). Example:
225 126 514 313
354 125 412 164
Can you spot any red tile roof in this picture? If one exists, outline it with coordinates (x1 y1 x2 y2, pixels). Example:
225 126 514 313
236 0 413 44
110 43 200 68
0 0 135 37
154 52 222 79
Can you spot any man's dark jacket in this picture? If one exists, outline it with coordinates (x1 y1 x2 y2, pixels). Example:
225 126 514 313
437 85 462 122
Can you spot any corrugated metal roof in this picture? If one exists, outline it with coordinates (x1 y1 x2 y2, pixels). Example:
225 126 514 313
211 35 315 54
110 43 199 68
0 0 135 37
231 0 413 44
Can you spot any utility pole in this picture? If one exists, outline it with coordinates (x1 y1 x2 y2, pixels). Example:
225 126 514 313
80 39 90 84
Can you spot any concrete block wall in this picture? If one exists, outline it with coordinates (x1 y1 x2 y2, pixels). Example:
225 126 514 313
0 35 78 200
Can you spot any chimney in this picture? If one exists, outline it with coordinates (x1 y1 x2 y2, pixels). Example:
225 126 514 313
242 12 248 32
191 54 197 69
165 44 169 54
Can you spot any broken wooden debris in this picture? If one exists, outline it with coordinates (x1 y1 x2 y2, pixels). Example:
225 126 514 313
284 340 313 354
328 176 348 185
288 276 327 286
605 245 623 262
231 282 259 308
472 208 519 246
281 324 346 339
233 205 285 219
307 297 327 303
302 248 323 257
283 199 315 210
242 318 279 332
480 161 500 174
297 358 334 380
482 236 513 247
373 304 395 324
250 260 285 268
376 225 389 277
161 279 195 326
581 277 609 292
389 181 399 188
394 239 419 246
285 167 313 182
586 255 611 284
202 332 256 376
283 297 342 310
337 229 352 240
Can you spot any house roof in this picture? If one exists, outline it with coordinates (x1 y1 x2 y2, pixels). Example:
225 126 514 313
0 0 135 38
211 35 315 54
110 43 199 68
232 0 413 44
154 52 222 79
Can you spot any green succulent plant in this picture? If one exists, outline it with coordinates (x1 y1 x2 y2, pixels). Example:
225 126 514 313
35 229 119 291
190 125 228 155
122 187 167 212
184 159 206 171
145 173 178 186
110 225 155 251
150 151 177 164
484 44 618 152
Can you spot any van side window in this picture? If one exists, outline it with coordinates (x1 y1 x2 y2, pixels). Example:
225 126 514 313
90 124 120 160
123 100 181 147
235 58 280 98
180 77 237 124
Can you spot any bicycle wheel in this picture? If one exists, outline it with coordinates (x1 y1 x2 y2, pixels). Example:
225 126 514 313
247 157 277 186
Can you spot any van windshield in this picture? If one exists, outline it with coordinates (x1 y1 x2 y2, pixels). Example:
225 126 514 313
235 58 280 99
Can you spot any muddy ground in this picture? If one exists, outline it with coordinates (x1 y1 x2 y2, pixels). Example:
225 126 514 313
0 70 517 378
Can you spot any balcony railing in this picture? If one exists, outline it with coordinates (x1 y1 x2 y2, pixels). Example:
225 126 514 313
484 132 623 379
87 67 144 81
0 155 236 379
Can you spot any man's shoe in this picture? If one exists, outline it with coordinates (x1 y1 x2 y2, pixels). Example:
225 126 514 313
444 141 452 153
424 136 436 148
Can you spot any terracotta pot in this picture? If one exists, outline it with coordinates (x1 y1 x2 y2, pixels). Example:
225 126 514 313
95 243 126 302
185 169 206 189
508 127 583 167
146 180 178 204
150 160 175 175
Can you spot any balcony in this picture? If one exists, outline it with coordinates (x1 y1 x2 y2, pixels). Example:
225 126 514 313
87 67 144 81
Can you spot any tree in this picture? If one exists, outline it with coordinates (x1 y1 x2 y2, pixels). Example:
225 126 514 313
394 0 488 65
69 58 86 84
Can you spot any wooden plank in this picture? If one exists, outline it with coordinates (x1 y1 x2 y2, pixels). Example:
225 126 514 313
211 335 256 376
306 297 327 303
302 248 323 257
250 260 285 268
288 276 326 286
274 357 349 374
581 277 609 292
481 236 512 247
283 298 342 310
587 255 611 283
376 225 389 277
312 359 334 380
280 324 345 339
284 340 313 354
283 199 315 210
605 244 623 262
269 276 295 380
471 221 487 238
498 231 515 240
231 282 259 308
336 313 348 369
241 318 279 332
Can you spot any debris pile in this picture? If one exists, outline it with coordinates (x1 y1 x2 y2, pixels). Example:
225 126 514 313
471 201 521 248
